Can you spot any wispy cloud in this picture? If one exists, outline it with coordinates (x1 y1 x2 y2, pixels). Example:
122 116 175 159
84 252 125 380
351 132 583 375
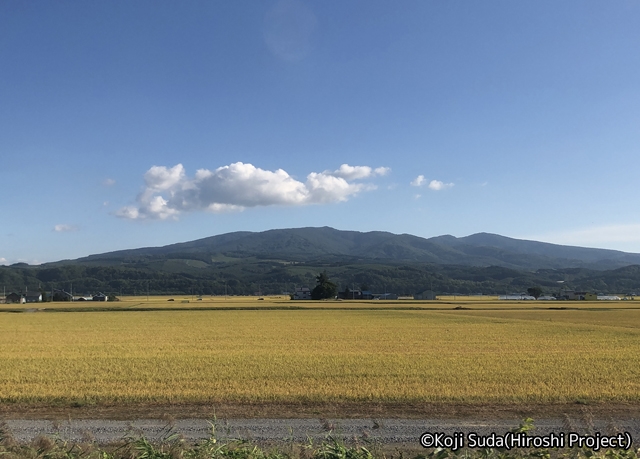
54 224 78 232
411 175 454 191
117 162 389 220
528 224 640 249
330 165 389 180
410 175 426 187
428 180 454 191
102 178 116 186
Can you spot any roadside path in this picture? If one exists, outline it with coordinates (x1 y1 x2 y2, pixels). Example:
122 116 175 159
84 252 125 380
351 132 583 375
4 418 640 446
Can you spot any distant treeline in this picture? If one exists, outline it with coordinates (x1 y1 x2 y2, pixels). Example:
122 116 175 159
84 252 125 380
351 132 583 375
2 259 640 296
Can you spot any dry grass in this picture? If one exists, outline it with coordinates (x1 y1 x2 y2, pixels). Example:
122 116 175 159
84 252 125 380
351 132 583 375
1 306 640 406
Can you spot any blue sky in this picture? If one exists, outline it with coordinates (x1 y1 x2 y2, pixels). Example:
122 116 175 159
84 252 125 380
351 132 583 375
2 0 640 264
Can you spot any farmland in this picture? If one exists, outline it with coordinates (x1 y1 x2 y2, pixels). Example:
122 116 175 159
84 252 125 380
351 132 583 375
1 297 640 415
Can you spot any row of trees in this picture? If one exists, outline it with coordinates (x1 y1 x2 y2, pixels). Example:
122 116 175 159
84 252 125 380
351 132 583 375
3 261 638 298
312 273 548 301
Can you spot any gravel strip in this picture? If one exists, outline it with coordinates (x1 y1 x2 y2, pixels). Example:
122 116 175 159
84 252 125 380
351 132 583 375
4 418 640 446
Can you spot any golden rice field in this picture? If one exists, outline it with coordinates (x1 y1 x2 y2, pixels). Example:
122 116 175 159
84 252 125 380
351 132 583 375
1 302 640 406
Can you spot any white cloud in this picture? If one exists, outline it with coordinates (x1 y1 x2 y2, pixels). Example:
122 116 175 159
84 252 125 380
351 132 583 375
330 164 390 180
145 164 186 191
428 180 454 191
102 178 116 186
0 257 7 265
116 206 139 219
117 162 388 220
411 175 426 187
54 224 78 232
411 176 453 190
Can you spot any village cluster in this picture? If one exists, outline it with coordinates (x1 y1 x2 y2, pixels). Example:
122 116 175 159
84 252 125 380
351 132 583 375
0 288 633 304
0 290 108 304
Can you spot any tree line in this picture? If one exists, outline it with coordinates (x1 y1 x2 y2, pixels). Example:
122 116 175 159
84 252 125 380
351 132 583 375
1 260 639 297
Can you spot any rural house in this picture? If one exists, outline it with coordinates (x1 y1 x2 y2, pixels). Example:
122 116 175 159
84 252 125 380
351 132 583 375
293 287 311 300
25 292 42 303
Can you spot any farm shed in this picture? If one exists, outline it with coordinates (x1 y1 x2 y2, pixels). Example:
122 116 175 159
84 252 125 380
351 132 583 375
25 292 42 303
414 290 436 300
6 292 25 304
338 288 362 299
360 290 375 300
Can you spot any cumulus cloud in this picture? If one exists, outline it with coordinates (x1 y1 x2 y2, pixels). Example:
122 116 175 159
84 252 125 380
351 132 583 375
54 224 78 232
0 257 7 265
410 175 426 187
428 180 454 191
116 162 389 220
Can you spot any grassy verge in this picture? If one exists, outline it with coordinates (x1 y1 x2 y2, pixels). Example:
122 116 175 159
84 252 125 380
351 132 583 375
1 419 638 459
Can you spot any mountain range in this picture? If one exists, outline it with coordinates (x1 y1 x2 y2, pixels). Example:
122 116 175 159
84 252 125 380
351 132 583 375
76 226 640 271
3 227 640 296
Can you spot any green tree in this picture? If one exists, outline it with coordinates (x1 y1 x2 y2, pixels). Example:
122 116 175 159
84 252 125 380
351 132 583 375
311 271 337 300
527 286 543 299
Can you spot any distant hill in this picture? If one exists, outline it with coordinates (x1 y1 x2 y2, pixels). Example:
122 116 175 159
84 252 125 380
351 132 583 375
4 227 640 297
76 226 640 271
